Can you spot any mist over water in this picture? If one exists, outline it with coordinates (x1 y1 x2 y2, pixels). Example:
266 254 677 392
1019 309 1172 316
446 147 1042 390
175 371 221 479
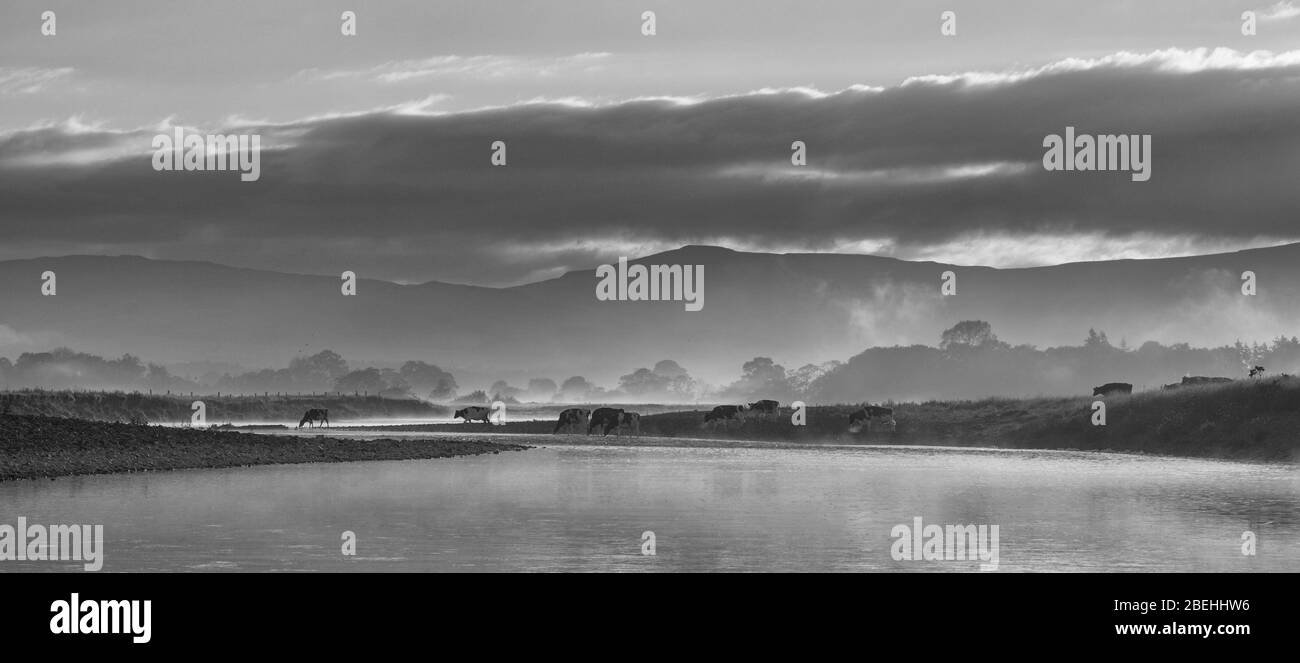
2 442 1294 572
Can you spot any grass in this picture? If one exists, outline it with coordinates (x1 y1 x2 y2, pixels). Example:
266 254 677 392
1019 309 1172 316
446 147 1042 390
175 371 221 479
0 390 447 424
5 378 1297 467
348 377 1300 462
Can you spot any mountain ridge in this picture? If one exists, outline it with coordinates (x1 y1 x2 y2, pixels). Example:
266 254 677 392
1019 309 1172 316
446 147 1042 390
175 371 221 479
3 243 1299 387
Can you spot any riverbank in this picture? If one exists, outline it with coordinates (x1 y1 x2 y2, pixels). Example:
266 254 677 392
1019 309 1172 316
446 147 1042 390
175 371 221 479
340 376 1300 463
0 414 529 481
0 390 448 425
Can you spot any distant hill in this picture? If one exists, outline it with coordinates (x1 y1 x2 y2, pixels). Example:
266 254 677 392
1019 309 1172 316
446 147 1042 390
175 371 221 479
3 244 1300 388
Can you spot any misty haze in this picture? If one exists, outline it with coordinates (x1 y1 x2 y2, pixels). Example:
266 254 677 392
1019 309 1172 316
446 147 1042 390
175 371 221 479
2 1 1297 582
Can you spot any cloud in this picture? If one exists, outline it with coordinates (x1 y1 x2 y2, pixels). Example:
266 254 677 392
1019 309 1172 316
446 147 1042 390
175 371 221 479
902 47 1300 88
3 48 1300 285
0 67 74 95
1260 1 1300 21
298 52 612 84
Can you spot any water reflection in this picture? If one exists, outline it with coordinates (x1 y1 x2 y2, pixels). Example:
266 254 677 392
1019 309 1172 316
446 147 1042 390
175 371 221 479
0 444 1295 572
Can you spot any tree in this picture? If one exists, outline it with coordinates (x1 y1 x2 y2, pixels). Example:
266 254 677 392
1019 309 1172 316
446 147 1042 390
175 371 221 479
488 380 522 399
723 356 792 400
619 368 673 395
428 377 457 401
652 360 688 378
561 376 592 392
526 378 558 401
1084 328 1111 349
399 361 457 398
289 350 349 389
741 357 787 384
940 321 999 351
557 376 594 401
378 369 412 398
788 361 841 395
334 368 387 394
455 389 489 403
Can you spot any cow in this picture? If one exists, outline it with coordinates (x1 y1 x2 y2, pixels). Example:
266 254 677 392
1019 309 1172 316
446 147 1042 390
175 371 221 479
1180 376 1232 387
1249 366 1266 378
747 399 780 419
704 404 747 426
454 406 492 424
849 405 895 433
587 407 625 436
298 408 329 429
552 408 591 434
1092 383 1133 397
619 411 642 436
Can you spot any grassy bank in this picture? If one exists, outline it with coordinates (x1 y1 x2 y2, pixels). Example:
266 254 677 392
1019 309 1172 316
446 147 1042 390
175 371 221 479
0 390 448 424
348 376 1300 462
0 414 529 481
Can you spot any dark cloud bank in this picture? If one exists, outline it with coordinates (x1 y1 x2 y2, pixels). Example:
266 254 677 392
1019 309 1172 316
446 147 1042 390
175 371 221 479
3 48 1299 285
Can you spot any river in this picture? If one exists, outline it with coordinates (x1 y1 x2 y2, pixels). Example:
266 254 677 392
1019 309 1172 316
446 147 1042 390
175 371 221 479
1 442 1295 572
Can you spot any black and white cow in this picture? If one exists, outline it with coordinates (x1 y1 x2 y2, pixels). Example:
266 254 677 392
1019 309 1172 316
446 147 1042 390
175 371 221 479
553 408 591 434
1092 382 1133 397
1249 366 1266 378
747 399 779 419
454 406 492 424
848 405 894 433
587 407 625 436
1180 376 1232 387
704 404 747 426
298 408 329 429
619 411 641 436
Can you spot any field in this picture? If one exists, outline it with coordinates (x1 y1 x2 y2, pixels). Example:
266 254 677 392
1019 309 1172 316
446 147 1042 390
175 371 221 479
2 377 1297 480
0 390 448 424
354 376 1300 462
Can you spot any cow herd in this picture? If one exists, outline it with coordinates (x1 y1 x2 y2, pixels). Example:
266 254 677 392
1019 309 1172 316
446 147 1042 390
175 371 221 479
1092 367 1270 397
554 399 898 435
702 400 786 426
1161 376 1233 390
305 366 1276 437
448 399 900 436
551 407 641 436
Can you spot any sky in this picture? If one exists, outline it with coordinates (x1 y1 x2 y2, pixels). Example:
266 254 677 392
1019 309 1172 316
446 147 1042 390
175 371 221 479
2 0 1300 285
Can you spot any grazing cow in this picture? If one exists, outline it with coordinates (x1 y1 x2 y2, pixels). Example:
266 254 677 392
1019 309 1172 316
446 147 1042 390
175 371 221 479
704 404 747 426
619 411 642 436
1092 383 1133 397
747 399 780 419
1180 376 1232 387
1249 366 1266 378
552 408 590 434
298 408 329 429
849 405 895 433
587 407 625 436
454 406 492 424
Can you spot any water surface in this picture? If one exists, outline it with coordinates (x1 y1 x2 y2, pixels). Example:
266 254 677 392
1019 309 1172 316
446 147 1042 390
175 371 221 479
1 443 1295 572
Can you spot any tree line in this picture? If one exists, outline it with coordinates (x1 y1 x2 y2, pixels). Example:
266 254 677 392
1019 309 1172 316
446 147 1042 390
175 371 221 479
5 322 1297 404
